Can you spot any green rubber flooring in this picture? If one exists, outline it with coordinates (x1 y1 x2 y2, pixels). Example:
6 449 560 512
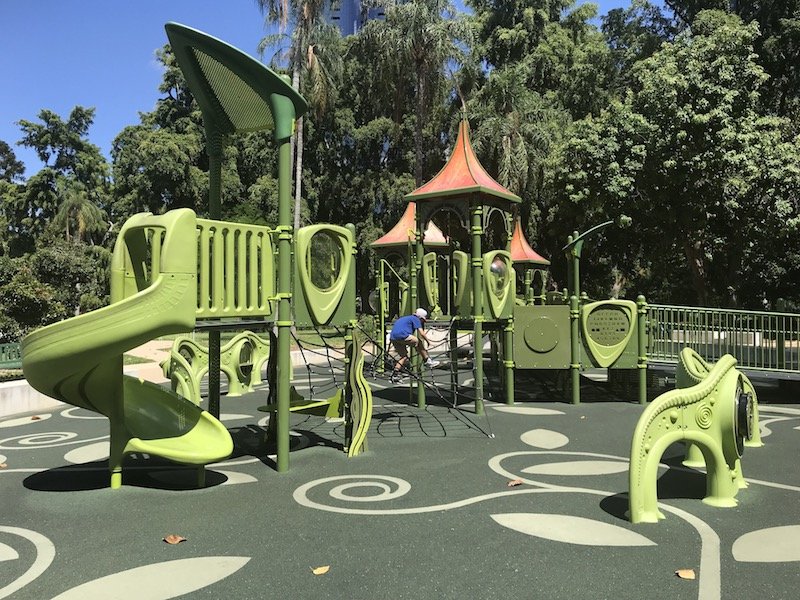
1 366 799 599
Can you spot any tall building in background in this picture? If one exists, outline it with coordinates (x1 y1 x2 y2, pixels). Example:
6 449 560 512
328 1 386 36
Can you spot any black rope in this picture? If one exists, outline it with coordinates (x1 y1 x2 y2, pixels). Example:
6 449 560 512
290 329 316 398
352 319 495 438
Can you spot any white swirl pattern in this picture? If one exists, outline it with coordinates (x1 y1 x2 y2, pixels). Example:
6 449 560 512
0 432 108 450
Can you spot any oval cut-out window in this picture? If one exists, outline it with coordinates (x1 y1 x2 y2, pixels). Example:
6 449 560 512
307 231 343 291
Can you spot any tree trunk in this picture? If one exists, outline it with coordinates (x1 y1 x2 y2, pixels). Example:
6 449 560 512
682 238 708 305
291 60 301 232
414 66 425 187
294 116 304 232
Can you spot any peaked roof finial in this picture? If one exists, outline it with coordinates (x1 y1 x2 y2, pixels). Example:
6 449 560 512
510 216 550 266
405 119 520 204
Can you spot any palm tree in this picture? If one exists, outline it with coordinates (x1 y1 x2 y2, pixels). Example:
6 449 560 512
255 1 342 232
51 181 107 244
363 0 471 186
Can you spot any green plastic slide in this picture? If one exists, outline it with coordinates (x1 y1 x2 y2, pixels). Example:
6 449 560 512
22 209 233 489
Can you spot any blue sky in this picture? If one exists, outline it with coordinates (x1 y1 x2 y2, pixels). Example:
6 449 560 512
1 0 626 179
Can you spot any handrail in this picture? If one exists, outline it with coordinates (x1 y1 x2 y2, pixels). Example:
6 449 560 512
648 303 800 373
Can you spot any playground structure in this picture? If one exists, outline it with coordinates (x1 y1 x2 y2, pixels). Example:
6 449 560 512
15 21 790 497
161 331 271 403
628 349 756 524
371 117 520 414
21 23 371 487
373 139 650 406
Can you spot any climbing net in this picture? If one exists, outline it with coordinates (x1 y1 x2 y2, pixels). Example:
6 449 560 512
353 318 499 438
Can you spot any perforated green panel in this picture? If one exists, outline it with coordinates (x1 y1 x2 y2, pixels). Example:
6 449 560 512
581 300 638 368
192 48 275 132
586 306 630 346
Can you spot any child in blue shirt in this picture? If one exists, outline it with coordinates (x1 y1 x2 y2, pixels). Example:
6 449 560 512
389 308 439 382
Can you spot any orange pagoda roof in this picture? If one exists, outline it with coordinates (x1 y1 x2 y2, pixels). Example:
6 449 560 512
406 119 520 203
371 202 448 249
510 217 550 266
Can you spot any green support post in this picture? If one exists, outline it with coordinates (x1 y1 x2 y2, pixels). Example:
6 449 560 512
504 319 514 405
450 325 458 403
378 259 385 374
416 230 426 409
524 269 533 305
637 295 648 405
471 204 484 415
276 140 293 473
206 127 224 419
570 294 580 404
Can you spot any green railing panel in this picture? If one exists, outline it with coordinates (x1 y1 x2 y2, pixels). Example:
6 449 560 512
648 304 800 374
195 218 275 320
0 342 22 369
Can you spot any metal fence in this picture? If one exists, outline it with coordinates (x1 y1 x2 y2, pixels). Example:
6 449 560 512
648 304 800 374
0 342 22 369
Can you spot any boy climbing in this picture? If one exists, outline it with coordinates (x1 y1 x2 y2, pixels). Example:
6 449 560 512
389 308 439 383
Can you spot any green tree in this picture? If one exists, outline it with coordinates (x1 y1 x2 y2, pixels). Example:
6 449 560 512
111 46 209 221
48 181 108 244
546 10 800 307
256 0 342 231
362 0 472 185
0 140 24 183
602 0 678 92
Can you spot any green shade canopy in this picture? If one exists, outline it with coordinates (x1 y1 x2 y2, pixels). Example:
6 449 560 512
165 22 308 141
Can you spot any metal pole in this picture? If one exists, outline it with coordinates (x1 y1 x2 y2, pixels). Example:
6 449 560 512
416 227 426 410
275 140 293 472
378 259 386 375
570 294 580 404
504 318 514 405
206 127 224 419
471 203 484 415
637 295 648 405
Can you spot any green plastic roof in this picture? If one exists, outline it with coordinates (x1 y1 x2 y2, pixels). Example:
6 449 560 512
165 22 308 140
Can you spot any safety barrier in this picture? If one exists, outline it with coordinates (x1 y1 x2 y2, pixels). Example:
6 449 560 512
649 304 800 374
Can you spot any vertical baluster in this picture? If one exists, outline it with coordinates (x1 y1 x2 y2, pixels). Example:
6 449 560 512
150 229 162 282
237 228 247 313
212 226 224 314
199 224 210 313
248 231 259 311
266 236 276 307
224 227 235 312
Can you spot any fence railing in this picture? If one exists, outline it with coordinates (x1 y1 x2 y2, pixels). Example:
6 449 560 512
648 304 800 374
0 342 22 369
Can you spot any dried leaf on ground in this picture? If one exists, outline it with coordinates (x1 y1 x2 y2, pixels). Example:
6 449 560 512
311 565 330 575
0 463 7 469
675 569 696 580
163 534 187 545
507 479 523 487
31 416 41 421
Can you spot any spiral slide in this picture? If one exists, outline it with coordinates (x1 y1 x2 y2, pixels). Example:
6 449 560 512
22 209 233 489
